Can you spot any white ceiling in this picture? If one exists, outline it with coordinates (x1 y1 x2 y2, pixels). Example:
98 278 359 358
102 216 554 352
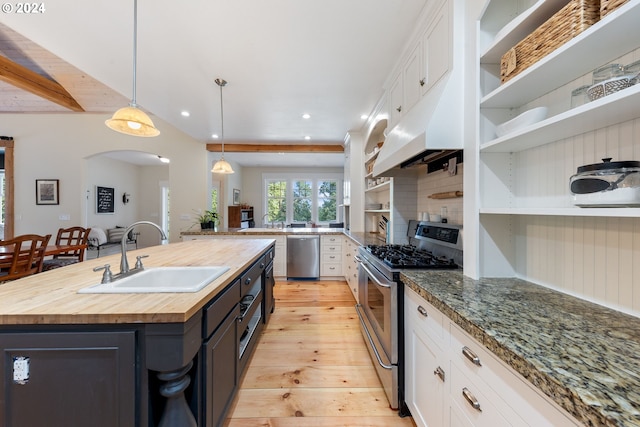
0 0 428 167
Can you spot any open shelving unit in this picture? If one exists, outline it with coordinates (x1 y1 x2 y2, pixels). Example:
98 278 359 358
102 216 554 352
475 0 640 290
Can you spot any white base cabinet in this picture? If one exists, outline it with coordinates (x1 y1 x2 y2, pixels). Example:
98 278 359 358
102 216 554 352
404 287 580 427
343 237 359 301
320 235 343 277
405 287 447 427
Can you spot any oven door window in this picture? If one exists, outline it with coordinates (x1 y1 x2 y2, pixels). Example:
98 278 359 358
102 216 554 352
367 276 386 334
362 264 392 356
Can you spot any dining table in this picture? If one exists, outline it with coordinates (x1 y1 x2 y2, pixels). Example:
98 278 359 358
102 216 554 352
44 243 88 256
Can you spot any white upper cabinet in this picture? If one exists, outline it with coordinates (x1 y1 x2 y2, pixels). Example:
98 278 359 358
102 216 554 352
375 0 465 176
421 0 451 95
404 41 423 113
389 72 404 129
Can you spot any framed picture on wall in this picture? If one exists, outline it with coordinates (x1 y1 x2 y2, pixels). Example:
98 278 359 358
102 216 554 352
96 186 115 214
233 188 240 205
35 179 59 205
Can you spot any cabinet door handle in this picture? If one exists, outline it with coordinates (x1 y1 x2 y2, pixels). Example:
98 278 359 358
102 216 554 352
396 106 402 113
462 387 482 412
419 78 425 86
417 305 428 317
462 346 481 366
245 277 252 286
433 366 445 382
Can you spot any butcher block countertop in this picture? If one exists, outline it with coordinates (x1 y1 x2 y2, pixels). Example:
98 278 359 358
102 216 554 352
0 239 274 326
402 270 640 427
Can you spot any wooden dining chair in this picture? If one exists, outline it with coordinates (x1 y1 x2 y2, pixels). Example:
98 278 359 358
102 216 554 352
0 234 51 282
42 226 92 271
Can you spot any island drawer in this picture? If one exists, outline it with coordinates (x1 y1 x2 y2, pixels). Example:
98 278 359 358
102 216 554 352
240 254 266 297
203 279 241 338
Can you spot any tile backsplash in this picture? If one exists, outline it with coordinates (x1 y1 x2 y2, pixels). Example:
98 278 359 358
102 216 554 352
416 163 464 225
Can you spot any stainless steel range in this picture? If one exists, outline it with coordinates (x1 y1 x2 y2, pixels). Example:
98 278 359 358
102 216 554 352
355 221 463 413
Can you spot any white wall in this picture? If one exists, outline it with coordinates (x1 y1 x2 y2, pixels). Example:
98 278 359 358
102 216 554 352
0 113 208 243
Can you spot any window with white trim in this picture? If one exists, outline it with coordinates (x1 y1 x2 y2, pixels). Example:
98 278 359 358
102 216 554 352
263 173 342 226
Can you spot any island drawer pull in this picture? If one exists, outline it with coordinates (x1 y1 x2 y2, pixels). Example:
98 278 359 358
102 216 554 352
417 305 428 317
462 387 482 412
462 346 481 366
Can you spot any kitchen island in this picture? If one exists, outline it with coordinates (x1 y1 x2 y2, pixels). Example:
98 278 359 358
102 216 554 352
402 269 640 427
0 238 275 427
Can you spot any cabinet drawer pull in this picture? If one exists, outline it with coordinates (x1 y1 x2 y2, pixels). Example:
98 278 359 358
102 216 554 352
244 277 252 286
462 346 481 366
396 106 402 113
419 78 425 86
462 387 482 412
417 305 428 317
433 366 445 382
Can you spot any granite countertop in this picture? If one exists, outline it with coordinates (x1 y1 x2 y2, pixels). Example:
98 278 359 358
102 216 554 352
180 228 381 247
401 270 640 427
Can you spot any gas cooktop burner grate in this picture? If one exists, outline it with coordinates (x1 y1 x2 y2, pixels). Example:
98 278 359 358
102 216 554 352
365 244 457 269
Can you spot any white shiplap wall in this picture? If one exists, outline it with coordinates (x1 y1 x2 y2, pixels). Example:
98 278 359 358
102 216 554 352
509 117 640 316
417 163 464 225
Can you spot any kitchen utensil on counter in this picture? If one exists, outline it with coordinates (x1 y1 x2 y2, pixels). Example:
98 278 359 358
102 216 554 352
570 158 640 207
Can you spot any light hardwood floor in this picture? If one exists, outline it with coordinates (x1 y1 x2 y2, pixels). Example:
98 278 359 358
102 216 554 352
225 280 416 427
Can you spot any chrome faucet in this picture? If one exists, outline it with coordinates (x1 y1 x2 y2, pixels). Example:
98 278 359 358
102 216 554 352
119 221 167 274
262 213 270 228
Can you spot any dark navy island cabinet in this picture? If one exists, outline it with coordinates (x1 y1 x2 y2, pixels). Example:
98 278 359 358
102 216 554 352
0 243 275 427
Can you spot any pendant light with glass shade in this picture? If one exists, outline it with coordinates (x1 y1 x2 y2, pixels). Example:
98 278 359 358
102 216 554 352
105 0 160 137
211 78 234 174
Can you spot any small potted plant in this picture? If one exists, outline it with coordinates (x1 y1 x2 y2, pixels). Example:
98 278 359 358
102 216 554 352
195 210 218 231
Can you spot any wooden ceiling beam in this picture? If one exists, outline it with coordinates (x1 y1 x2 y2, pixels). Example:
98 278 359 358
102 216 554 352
0 55 84 112
206 143 344 153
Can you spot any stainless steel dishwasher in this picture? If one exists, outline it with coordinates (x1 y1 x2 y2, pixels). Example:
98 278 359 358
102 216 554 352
286 235 320 279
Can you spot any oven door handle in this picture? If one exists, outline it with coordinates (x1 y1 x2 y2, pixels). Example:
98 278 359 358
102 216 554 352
355 303 392 370
359 261 392 289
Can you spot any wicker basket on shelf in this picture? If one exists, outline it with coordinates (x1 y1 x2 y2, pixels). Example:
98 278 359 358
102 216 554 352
500 0 600 83
600 0 628 18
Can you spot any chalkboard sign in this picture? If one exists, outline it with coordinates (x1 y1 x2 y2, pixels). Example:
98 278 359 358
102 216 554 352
96 186 115 214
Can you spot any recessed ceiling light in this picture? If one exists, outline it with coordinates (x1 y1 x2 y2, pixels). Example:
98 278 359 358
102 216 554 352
304 136 311 141
181 111 190 117
211 134 219 139
361 114 369 120
302 113 311 119
158 155 170 164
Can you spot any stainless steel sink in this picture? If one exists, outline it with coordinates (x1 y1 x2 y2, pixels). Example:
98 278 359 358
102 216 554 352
78 266 230 294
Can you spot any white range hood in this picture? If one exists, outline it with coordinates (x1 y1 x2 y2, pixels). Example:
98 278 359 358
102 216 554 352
373 66 464 177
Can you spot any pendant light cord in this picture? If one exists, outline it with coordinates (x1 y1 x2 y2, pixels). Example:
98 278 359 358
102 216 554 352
219 81 224 157
131 0 138 108
215 78 228 157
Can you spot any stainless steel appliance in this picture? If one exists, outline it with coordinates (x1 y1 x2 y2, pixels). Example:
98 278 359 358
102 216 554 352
286 235 320 279
355 221 463 413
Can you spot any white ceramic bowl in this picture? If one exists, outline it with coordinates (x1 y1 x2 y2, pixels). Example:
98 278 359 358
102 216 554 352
495 106 548 138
